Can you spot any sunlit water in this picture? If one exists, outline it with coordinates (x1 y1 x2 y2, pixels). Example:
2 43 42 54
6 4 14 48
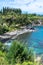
6 26 43 55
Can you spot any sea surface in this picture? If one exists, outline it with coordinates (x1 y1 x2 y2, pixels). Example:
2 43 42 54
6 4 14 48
16 26 43 55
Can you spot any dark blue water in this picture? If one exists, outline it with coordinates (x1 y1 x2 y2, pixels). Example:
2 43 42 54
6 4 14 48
6 26 43 55
16 26 43 55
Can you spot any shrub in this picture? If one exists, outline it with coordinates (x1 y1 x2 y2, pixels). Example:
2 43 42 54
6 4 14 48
0 56 9 65
2 24 9 33
0 24 9 34
0 25 3 34
15 61 42 65
6 41 34 63
0 42 3 51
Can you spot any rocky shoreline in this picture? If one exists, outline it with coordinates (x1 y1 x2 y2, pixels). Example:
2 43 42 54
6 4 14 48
0 28 35 43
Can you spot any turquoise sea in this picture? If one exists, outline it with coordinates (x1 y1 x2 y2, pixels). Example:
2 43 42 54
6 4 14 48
6 26 43 55
16 26 43 55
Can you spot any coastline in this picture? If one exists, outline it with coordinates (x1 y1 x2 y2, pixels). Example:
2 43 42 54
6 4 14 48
0 26 43 63
0 28 35 43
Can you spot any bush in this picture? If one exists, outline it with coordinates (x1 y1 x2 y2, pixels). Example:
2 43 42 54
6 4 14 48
15 61 42 65
6 41 34 63
2 24 9 33
0 24 9 34
0 56 9 65
0 42 3 51
0 25 3 34
0 42 42 65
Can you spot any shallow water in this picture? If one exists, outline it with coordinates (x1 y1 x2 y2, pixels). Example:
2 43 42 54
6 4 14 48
6 26 43 55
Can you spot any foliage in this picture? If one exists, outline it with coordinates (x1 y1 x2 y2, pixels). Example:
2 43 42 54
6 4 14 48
0 41 42 65
0 24 9 34
0 42 4 51
18 61 42 65
6 41 34 63
0 57 42 65
0 7 43 34
0 7 43 64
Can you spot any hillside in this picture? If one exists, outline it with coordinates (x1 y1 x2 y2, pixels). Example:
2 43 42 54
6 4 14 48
0 7 43 35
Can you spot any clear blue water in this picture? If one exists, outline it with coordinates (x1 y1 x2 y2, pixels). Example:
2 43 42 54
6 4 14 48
6 26 43 55
16 26 43 55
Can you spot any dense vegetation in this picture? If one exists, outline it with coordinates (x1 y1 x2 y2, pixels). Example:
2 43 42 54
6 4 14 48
0 7 43 65
0 41 42 65
0 7 43 34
